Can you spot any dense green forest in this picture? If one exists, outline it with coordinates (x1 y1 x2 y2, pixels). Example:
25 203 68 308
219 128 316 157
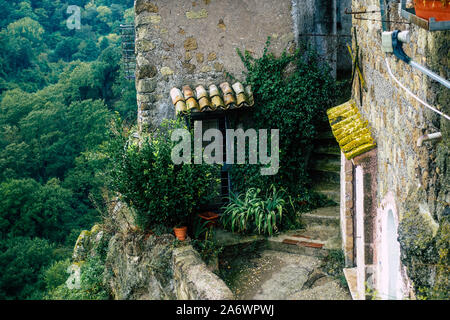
0 0 136 299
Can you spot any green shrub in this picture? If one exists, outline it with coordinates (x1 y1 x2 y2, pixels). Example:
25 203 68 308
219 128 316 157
221 185 298 236
192 226 223 265
0 237 69 299
46 256 109 300
321 249 347 288
43 259 71 292
106 117 220 230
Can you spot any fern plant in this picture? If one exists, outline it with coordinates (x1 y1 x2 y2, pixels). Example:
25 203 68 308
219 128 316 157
221 185 289 236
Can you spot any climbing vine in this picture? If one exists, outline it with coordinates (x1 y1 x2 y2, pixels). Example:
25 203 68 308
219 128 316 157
230 39 337 204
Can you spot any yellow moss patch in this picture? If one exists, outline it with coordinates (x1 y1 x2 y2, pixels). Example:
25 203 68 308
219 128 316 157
327 100 376 159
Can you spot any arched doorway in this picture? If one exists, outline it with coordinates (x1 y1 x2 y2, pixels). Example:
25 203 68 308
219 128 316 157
386 208 400 299
377 193 403 300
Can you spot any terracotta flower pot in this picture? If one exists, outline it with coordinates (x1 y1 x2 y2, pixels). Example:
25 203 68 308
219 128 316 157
198 212 219 228
414 0 450 21
173 226 188 241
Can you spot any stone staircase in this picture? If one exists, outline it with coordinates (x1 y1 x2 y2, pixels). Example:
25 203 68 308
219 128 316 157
213 129 349 299
267 129 342 258
310 130 341 205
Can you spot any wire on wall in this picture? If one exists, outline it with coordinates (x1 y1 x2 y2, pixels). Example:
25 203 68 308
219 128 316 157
385 58 450 121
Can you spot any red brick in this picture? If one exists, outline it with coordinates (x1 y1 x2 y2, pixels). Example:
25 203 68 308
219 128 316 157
282 239 299 245
298 241 324 249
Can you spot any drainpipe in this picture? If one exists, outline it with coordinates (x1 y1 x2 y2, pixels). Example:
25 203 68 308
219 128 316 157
379 0 389 31
332 0 338 77
417 132 442 147
382 30 450 121
382 30 450 89
409 60 450 89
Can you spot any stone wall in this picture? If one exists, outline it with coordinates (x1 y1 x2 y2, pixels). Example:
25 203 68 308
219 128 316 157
173 245 234 300
134 0 352 133
70 197 233 300
349 0 449 298
292 0 352 77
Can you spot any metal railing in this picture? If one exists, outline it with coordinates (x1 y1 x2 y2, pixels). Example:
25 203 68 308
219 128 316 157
120 23 136 80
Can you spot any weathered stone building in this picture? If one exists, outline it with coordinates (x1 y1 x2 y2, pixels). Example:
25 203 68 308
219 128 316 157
134 0 351 134
334 0 449 300
133 0 449 300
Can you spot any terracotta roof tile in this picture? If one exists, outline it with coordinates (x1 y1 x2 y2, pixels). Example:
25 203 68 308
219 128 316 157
170 81 254 114
327 100 376 160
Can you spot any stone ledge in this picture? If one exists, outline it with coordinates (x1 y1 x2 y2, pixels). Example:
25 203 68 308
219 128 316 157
173 245 234 300
343 267 361 300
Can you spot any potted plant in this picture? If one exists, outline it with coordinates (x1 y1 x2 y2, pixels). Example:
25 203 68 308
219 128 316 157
221 185 296 236
107 118 220 241
173 225 188 241
414 0 450 21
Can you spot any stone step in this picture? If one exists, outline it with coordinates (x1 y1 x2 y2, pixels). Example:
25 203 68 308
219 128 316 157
311 157 341 173
310 170 340 184
266 222 341 258
266 235 328 258
302 206 340 227
343 267 361 300
312 144 341 156
305 205 340 218
312 183 340 204
315 189 340 204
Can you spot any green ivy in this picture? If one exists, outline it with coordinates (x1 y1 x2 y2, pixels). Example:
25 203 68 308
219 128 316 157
230 39 337 203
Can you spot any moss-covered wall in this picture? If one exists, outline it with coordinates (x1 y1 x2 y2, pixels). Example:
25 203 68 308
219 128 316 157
351 0 449 299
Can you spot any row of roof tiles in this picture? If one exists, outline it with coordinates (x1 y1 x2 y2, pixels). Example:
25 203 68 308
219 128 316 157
170 82 254 114
327 100 376 160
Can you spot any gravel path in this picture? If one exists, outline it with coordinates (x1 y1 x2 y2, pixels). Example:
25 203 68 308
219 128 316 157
221 249 351 300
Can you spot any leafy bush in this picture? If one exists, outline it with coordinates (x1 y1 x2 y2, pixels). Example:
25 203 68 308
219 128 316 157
106 117 220 230
0 237 69 299
43 259 71 292
230 39 337 200
221 185 298 236
0 178 78 243
321 249 347 288
192 223 223 265
46 256 110 300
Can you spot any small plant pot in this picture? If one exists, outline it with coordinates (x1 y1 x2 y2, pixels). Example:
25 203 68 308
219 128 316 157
173 226 188 241
414 0 450 21
198 211 219 228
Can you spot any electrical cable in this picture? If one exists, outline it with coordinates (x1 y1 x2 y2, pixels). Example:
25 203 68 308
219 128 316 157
353 15 411 24
385 58 450 121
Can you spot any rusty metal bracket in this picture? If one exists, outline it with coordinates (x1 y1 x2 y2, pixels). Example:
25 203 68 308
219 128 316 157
348 29 367 93
344 8 380 15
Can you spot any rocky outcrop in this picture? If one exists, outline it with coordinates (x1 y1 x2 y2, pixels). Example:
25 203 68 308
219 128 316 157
104 231 176 300
70 213 234 300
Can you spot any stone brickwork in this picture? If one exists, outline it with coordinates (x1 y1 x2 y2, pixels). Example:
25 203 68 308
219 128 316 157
134 0 296 133
347 0 449 299
103 227 233 300
340 152 354 266
292 0 352 78
134 0 352 133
